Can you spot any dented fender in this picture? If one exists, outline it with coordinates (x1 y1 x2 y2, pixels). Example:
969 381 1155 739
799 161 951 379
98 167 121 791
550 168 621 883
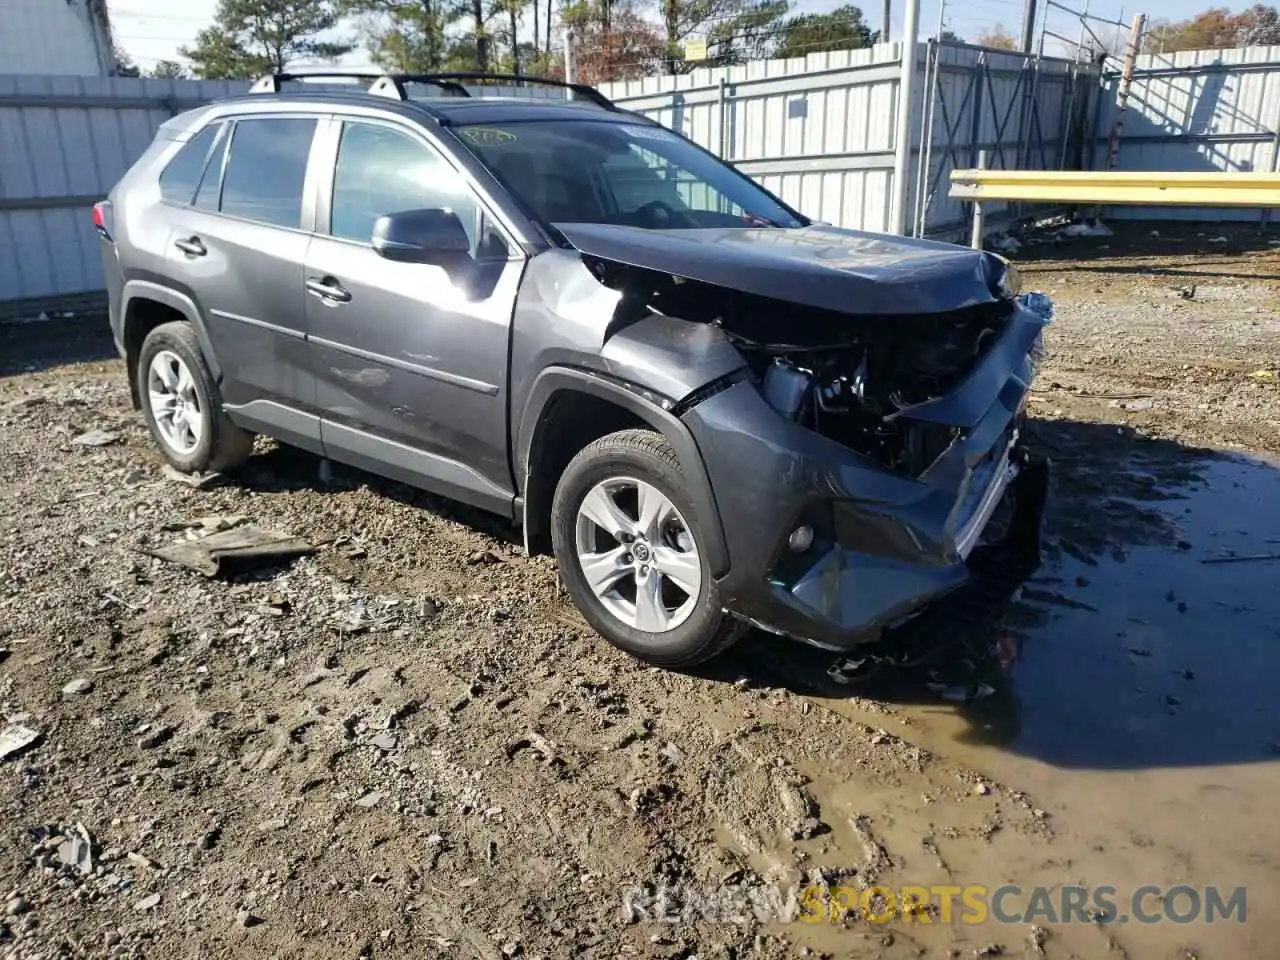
508 249 746 416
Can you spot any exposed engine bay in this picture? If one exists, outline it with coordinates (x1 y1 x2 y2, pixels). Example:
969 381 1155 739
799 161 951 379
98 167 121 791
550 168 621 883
586 256 1017 477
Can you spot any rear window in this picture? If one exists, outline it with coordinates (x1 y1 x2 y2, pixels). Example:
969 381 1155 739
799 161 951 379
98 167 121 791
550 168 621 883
159 124 220 204
219 118 317 229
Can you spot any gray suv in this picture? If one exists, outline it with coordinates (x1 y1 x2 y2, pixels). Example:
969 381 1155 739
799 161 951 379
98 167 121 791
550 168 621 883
96 71 1051 668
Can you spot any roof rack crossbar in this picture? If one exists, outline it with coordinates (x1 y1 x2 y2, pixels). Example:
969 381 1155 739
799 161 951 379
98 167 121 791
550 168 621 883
249 70 388 94
367 75 472 100
370 72 617 110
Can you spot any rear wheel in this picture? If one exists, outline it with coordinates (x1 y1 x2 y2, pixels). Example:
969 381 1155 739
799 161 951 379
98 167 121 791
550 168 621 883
137 322 253 474
551 429 743 667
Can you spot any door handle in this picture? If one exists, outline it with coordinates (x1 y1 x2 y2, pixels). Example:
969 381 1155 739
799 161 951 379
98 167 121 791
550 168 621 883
174 236 206 257
305 276 352 303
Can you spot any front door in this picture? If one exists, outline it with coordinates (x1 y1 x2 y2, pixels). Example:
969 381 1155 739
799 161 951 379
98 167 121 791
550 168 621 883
304 117 524 514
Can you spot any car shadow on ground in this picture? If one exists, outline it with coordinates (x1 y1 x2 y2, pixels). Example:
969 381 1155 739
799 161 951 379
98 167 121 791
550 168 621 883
700 418 1280 773
236 441 525 549
0 316 117 378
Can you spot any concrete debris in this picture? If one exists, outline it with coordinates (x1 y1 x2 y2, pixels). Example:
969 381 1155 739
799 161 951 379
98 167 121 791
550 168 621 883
56 823 95 875
1061 220 1112 238
161 464 224 489
0 724 41 761
142 526 317 577
370 732 397 752
72 429 120 447
137 724 176 750
354 792 385 809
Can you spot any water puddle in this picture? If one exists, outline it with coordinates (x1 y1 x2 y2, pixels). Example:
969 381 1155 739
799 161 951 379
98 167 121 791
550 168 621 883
722 422 1280 956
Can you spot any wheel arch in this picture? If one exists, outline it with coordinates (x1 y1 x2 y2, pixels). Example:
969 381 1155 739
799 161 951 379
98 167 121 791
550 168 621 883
120 280 221 408
517 367 730 577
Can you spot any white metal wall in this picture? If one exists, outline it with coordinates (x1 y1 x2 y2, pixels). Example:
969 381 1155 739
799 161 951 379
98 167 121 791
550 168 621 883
1097 46 1280 220
0 0 113 77
0 51 1083 317
601 44 906 235
0 74 247 317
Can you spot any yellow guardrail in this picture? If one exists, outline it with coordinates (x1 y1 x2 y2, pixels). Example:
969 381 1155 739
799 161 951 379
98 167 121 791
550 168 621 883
949 170 1280 207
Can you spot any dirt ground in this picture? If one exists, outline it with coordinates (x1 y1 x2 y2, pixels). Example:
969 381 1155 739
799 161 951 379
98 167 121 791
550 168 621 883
1 223 1278 959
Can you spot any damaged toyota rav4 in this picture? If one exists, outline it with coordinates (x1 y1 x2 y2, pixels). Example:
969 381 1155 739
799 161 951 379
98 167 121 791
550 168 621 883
98 72 1051 668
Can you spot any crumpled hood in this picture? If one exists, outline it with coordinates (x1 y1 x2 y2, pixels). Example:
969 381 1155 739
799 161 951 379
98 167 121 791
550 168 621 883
554 222 1006 316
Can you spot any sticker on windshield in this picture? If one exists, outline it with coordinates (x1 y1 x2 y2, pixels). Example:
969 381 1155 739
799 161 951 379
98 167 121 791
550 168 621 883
622 124 678 142
459 127 518 146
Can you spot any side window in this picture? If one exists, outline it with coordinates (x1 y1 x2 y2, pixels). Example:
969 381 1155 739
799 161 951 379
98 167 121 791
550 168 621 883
193 124 230 211
220 117 317 229
159 124 220 205
330 121 505 257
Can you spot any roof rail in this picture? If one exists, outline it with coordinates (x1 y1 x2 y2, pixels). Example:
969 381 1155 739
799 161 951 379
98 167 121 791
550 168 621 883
367 75 471 99
249 70 386 93
368 72 618 110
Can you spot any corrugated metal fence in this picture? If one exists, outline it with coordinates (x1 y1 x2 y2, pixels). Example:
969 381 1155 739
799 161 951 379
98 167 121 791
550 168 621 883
0 73 246 319
4 43 1272 318
1095 45 1280 221
601 42 1093 241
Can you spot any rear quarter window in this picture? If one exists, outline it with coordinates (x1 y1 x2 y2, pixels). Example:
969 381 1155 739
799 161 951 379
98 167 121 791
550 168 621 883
158 124 220 204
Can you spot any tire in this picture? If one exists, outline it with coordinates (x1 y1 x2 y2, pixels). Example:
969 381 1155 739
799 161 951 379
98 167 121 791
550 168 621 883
551 428 744 667
136 321 253 474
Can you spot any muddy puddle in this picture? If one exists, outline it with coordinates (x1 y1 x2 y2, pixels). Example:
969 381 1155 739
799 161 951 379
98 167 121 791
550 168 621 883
718 424 1280 957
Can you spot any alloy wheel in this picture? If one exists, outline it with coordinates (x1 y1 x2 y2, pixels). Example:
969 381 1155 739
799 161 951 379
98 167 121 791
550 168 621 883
147 349 203 455
573 476 702 633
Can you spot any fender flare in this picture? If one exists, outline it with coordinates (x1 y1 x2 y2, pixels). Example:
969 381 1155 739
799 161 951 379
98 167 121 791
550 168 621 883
517 366 730 578
120 279 222 383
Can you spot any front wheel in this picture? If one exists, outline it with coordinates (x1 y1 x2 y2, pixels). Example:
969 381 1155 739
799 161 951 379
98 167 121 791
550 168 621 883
550 429 743 667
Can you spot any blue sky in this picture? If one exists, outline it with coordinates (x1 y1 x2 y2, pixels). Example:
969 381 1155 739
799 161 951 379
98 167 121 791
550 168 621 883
109 0 1256 69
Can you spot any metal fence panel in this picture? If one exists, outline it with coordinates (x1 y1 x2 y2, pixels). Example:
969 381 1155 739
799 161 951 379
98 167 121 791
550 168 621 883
0 74 247 318
601 44 905 234
1095 45 1280 221
0 52 1086 317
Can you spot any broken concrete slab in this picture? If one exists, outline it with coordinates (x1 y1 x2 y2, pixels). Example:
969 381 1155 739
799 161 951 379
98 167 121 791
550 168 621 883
72 429 120 447
161 464 224 489
141 526 317 578
0 724 41 761
57 823 95 875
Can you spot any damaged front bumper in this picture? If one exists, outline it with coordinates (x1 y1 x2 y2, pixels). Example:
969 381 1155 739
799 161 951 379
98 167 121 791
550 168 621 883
681 302 1050 652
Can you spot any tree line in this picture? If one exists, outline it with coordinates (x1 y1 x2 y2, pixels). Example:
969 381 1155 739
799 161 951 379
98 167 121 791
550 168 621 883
132 0 884 82
121 1 1280 83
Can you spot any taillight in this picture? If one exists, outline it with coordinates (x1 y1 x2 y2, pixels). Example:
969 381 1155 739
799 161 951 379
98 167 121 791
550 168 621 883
93 200 114 242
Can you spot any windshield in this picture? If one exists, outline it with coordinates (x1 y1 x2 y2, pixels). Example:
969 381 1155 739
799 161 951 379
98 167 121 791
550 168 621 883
453 119 804 230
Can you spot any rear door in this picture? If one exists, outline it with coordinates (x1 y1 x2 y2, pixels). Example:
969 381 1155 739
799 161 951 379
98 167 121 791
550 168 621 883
303 116 525 513
160 113 325 447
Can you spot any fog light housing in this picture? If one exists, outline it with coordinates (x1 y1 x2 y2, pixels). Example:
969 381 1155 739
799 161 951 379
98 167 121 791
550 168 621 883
788 525 814 552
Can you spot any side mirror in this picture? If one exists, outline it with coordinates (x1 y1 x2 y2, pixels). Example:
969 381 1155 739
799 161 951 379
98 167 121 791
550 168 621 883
371 208 471 264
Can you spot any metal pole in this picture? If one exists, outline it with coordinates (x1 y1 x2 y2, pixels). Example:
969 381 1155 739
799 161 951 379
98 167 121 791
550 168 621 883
1021 0 1038 52
1104 13 1145 173
563 27 577 96
1077 0 1090 60
883 0 892 43
888 0 921 235
912 39 936 236
970 149 987 249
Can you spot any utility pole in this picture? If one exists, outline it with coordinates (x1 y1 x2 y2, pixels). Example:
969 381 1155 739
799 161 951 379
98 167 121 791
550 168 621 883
883 0 891 43
1020 0 1038 52
563 27 577 95
1105 13 1146 172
